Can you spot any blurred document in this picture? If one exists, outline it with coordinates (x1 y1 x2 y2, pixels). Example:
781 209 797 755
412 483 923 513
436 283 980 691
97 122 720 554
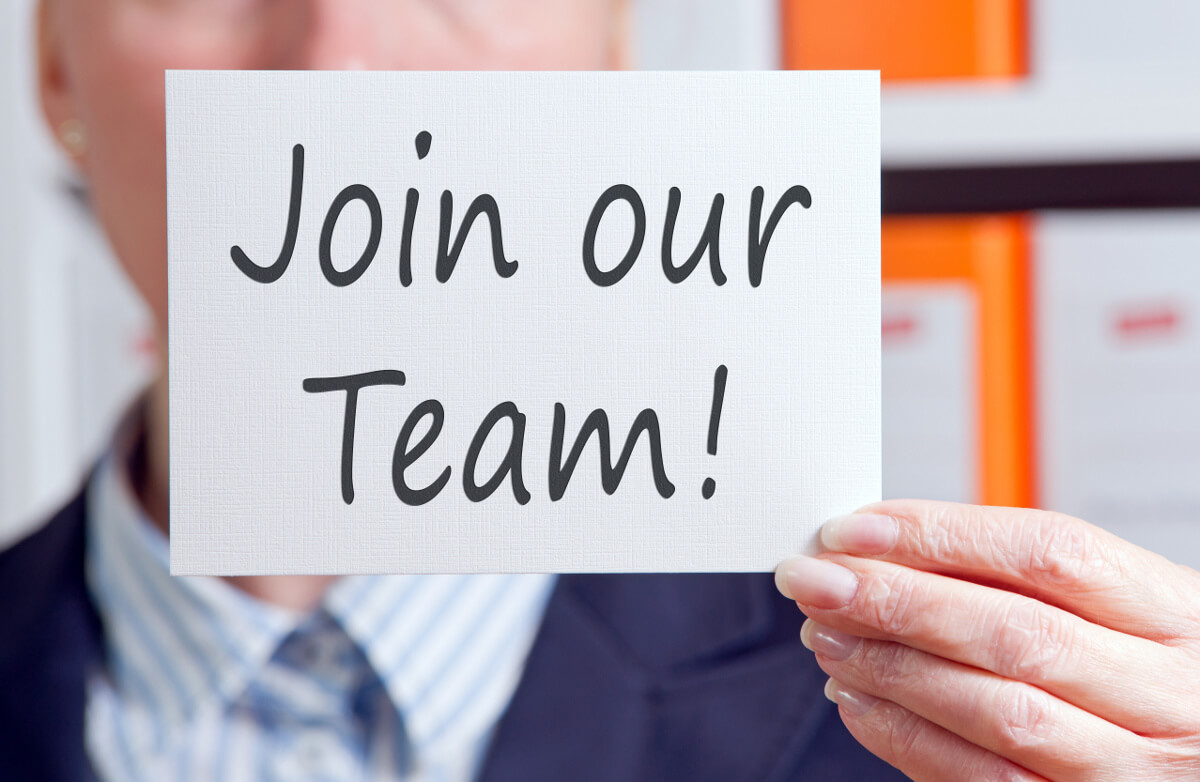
1037 212 1200 566
882 283 978 504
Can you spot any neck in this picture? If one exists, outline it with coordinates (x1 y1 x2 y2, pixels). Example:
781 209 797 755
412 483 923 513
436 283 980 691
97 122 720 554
134 366 337 612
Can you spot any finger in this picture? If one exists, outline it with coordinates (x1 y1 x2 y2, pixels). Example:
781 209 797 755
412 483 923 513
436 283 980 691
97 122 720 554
776 553 1194 735
808 622 1150 780
824 679 1049 782
820 500 1200 642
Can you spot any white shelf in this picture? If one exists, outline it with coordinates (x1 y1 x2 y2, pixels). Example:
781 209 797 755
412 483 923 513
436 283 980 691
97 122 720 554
882 81 1200 168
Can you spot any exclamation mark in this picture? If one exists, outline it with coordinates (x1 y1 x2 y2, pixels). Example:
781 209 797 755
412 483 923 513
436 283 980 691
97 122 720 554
702 364 728 499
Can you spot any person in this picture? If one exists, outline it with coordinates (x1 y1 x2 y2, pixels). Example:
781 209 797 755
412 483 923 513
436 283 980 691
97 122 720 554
2 1 1199 780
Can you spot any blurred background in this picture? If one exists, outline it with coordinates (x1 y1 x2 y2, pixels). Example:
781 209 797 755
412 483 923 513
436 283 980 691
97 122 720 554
2 0 1198 565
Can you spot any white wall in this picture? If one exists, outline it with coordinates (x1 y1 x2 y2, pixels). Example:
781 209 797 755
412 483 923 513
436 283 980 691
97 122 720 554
0 0 154 547
0 1 26 542
631 0 779 69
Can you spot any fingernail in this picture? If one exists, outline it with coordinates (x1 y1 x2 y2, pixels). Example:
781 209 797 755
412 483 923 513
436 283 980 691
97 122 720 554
775 556 858 608
800 619 859 661
821 514 897 555
824 679 879 717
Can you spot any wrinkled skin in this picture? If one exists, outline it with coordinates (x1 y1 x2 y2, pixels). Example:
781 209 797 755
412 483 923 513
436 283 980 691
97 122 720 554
777 501 1200 780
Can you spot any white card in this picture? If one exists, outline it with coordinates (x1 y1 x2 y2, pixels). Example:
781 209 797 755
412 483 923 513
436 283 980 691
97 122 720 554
166 70 880 575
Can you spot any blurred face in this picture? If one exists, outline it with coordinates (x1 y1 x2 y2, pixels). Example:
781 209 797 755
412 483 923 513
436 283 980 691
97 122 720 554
39 0 619 328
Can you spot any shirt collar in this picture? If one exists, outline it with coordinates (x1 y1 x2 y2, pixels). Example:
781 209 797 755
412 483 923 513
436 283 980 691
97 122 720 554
87 441 298 725
86 411 556 758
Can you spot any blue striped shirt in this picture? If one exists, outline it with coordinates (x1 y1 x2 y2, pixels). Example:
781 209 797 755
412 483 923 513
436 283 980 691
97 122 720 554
84 446 555 781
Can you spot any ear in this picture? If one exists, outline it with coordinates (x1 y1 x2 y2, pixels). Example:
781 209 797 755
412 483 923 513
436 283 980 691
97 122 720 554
612 0 631 70
37 0 88 167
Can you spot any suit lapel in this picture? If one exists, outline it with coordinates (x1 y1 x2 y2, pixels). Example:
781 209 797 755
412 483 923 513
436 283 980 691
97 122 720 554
0 485 103 782
478 573 834 781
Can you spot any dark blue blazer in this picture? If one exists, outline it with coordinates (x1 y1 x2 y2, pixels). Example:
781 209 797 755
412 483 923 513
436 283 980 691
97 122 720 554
0 485 905 781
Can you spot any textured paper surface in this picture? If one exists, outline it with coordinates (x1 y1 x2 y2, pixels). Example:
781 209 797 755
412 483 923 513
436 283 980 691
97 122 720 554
167 70 879 575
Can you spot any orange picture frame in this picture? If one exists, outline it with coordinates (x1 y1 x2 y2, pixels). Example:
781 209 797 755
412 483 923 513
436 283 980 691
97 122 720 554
781 0 1027 83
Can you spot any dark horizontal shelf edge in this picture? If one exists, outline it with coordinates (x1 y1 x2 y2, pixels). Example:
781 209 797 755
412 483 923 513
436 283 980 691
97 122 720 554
882 158 1200 214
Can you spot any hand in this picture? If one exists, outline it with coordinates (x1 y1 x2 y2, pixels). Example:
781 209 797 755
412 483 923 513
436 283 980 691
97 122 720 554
774 500 1200 781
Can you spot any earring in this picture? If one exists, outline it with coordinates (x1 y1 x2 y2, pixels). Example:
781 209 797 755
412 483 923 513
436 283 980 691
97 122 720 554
59 118 89 156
